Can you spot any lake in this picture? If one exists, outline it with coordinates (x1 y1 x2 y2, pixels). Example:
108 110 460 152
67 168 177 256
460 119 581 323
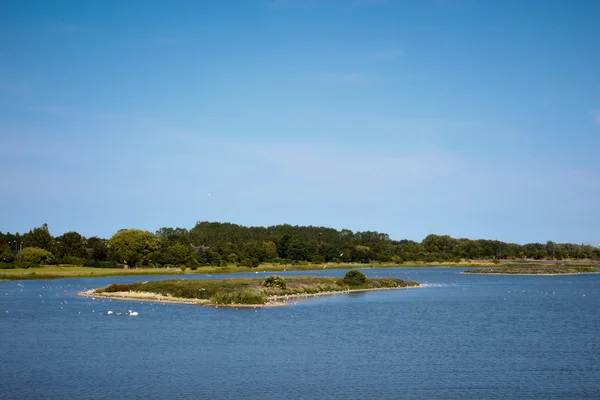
1 267 599 399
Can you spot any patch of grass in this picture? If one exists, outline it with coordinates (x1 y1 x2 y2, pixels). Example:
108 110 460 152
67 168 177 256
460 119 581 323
464 265 599 275
211 291 266 305
0 266 184 280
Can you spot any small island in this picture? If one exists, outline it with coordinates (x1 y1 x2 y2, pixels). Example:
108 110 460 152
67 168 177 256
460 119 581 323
78 270 420 307
463 265 599 275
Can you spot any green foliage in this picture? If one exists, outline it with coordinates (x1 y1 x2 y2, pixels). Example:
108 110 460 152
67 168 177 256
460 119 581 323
4 222 600 273
100 283 134 292
95 276 417 305
343 269 368 286
16 247 54 265
262 275 287 289
465 266 599 275
172 242 196 265
211 291 266 305
83 260 121 268
108 229 161 266
59 256 87 266
1 250 15 263
56 231 87 258
240 258 260 268
86 236 109 261
22 224 53 251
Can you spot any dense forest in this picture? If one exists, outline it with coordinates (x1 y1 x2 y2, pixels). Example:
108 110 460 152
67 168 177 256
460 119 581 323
1 222 599 268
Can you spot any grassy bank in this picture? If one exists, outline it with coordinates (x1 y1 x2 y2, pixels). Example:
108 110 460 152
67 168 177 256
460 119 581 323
464 265 599 275
2 260 598 280
0 266 185 281
86 274 420 306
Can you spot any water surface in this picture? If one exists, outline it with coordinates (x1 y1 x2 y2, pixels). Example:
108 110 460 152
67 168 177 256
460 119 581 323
1 268 598 399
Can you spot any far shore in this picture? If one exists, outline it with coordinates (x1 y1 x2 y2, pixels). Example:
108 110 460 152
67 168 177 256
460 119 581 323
2 259 599 281
77 284 427 308
461 272 600 276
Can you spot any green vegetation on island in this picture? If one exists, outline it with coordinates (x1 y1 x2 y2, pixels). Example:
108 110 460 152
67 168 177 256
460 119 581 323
1 222 598 279
464 265 599 275
85 270 420 306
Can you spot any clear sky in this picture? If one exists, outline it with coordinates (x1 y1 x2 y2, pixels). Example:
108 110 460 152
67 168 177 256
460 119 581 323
1 0 598 244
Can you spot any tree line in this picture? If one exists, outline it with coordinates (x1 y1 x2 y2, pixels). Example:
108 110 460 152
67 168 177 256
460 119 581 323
1 221 599 268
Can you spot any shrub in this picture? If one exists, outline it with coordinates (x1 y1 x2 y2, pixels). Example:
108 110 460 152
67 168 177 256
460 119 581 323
59 256 87 266
1 251 15 263
15 261 39 269
101 283 134 293
343 270 368 286
0 262 16 269
16 247 54 265
262 275 287 289
83 260 121 268
240 258 260 268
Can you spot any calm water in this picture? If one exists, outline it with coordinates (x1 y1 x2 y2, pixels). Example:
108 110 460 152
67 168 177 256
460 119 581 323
1 268 599 399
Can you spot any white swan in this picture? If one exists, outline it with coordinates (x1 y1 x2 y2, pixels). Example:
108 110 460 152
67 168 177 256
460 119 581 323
127 310 139 316
107 311 113 315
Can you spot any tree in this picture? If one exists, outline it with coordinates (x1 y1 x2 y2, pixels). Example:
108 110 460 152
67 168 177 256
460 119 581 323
16 247 54 264
172 242 196 265
57 231 87 258
244 240 268 262
22 224 53 251
108 229 161 267
87 237 108 261
343 270 368 286
352 245 375 263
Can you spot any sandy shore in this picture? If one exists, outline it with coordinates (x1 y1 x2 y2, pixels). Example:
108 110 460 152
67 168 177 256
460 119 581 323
77 284 426 308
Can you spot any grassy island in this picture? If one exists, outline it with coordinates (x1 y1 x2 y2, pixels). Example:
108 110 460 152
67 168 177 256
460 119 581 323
464 265 599 275
79 271 420 307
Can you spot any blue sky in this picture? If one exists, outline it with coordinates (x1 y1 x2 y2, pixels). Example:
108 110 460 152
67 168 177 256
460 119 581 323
1 0 599 244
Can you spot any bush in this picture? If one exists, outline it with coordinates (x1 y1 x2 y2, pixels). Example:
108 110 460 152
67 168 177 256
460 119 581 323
15 261 39 269
83 260 121 268
0 262 16 269
16 247 54 265
343 270 368 286
262 275 287 289
240 258 260 268
1 251 15 263
101 283 134 293
59 256 87 266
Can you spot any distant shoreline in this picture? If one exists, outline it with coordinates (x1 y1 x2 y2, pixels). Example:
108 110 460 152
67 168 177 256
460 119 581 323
3 260 599 281
76 284 427 308
461 272 600 276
